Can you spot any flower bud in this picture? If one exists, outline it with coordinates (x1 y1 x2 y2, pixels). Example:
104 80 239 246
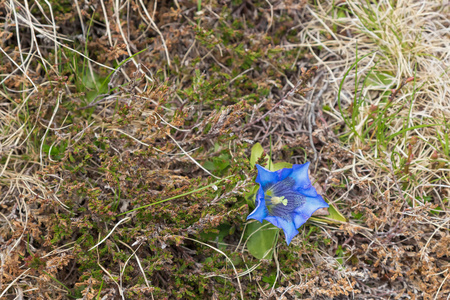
369 104 378 112
431 150 438 160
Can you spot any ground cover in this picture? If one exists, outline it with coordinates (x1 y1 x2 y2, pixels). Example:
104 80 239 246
0 0 449 299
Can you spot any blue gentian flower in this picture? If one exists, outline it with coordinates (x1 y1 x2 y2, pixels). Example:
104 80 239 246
247 163 329 245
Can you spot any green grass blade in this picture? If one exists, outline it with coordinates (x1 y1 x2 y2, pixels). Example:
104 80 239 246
118 175 234 216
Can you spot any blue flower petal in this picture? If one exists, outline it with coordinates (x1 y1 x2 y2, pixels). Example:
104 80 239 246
292 211 309 229
294 195 329 216
265 216 298 245
246 188 267 223
275 167 293 182
256 164 292 190
289 163 318 197
255 165 278 189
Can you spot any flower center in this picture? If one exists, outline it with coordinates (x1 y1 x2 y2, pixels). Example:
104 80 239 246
264 177 306 219
270 196 288 206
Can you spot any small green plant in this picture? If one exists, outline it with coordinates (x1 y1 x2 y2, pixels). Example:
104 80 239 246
244 143 346 259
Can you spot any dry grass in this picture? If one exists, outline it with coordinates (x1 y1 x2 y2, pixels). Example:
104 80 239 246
0 0 449 299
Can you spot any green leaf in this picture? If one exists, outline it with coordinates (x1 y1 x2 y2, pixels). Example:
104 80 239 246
200 224 231 251
310 197 347 224
270 162 292 171
244 185 259 209
262 272 277 285
250 143 265 167
82 72 105 90
351 212 363 220
430 206 443 215
250 143 291 171
203 153 231 175
245 221 279 260
367 71 394 87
